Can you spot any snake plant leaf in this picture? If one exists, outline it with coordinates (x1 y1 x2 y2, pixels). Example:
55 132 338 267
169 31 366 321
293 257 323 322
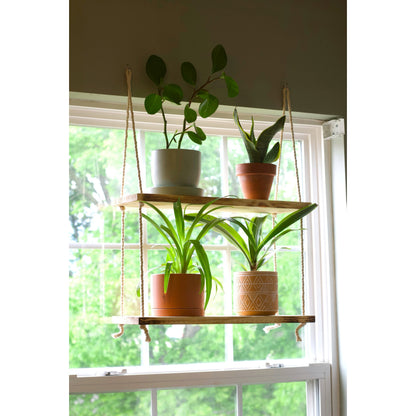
223 74 239 97
263 141 281 163
199 94 219 118
184 104 197 123
181 61 197 85
211 44 227 73
233 108 259 162
256 116 286 161
144 93 162 115
163 84 183 105
146 55 166 86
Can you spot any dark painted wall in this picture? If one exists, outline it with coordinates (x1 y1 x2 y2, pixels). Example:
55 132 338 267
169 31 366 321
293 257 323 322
70 0 346 117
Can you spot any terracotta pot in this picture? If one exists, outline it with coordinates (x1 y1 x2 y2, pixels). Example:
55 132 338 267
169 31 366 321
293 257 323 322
149 149 203 196
236 163 276 200
234 271 278 316
151 273 205 316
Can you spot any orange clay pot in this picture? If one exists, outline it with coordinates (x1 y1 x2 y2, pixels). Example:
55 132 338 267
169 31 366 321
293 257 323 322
234 271 278 316
236 163 276 200
151 273 205 317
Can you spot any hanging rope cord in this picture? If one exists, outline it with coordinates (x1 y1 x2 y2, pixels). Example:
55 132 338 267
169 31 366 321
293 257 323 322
112 67 151 342
270 86 306 342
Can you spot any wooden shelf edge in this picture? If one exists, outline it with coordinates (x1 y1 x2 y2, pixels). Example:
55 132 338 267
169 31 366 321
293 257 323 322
112 193 312 214
112 315 315 325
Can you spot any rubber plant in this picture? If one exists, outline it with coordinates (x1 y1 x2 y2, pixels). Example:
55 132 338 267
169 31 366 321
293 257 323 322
141 198 226 309
144 44 239 149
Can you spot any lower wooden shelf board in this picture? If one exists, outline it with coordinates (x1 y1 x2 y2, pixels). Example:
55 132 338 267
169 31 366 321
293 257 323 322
112 315 315 326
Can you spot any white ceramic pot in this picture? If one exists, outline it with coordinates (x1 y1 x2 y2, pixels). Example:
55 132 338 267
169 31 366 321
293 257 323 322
149 149 203 196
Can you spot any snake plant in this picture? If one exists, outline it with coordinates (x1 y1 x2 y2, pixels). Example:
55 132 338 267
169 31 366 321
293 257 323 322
233 108 286 163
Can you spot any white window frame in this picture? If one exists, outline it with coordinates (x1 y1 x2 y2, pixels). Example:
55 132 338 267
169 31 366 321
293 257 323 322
69 92 343 416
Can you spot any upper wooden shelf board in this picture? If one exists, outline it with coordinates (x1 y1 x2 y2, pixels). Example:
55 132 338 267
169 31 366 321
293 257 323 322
113 193 312 214
112 315 315 326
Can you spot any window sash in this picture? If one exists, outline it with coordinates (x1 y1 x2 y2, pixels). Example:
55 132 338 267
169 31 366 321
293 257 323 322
68 94 339 415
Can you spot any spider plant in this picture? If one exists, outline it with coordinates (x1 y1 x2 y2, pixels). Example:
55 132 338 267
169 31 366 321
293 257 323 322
187 203 317 271
142 198 226 309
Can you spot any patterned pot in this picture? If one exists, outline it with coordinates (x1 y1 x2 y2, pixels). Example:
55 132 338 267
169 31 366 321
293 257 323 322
234 271 278 316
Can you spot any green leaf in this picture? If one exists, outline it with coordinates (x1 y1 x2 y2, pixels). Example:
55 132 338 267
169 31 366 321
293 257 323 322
196 90 209 101
146 55 166 86
144 93 162 115
191 239 212 309
184 104 197 123
187 131 202 145
233 108 259 162
224 75 239 97
181 61 197 85
256 116 286 161
173 199 185 241
199 94 219 118
194 126 206 141
264 141 281 163
163 84 183 104
164 262 173 293
211 44 227 73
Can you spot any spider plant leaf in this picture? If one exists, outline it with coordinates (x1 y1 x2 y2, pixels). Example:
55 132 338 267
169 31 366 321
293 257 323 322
173 199 185 242
258 204 318 251
164 261 173 293
143 201 179 245
191 239 212 309
263 141 281 163
256 116 286 161
142 213 175 249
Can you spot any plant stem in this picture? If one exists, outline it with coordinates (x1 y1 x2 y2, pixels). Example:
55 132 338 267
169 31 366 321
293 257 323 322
160 105 170 149
177 75 221 149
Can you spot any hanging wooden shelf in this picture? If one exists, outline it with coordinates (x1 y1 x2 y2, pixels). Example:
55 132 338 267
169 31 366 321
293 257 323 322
112 315 315 326
114 193 312 214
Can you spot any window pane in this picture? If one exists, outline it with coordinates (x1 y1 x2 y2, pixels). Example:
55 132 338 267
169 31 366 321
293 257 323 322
242 382 306 416
157 386 235 416
69 391 151 416
69 249 143 368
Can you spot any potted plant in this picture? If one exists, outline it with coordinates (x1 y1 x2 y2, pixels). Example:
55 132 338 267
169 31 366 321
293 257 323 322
141 198 225 316
187 203 317 316
233 108 286 200
144 44 239 196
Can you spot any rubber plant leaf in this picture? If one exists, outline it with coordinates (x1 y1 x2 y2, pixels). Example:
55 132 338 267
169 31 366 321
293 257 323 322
211 44 227 73
184 104 197 123
146 55 166 86
163 84 183 105
223 74 239 97
199 94 219 118
181 61 197 85
187 131 202 145
144 93 163 115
